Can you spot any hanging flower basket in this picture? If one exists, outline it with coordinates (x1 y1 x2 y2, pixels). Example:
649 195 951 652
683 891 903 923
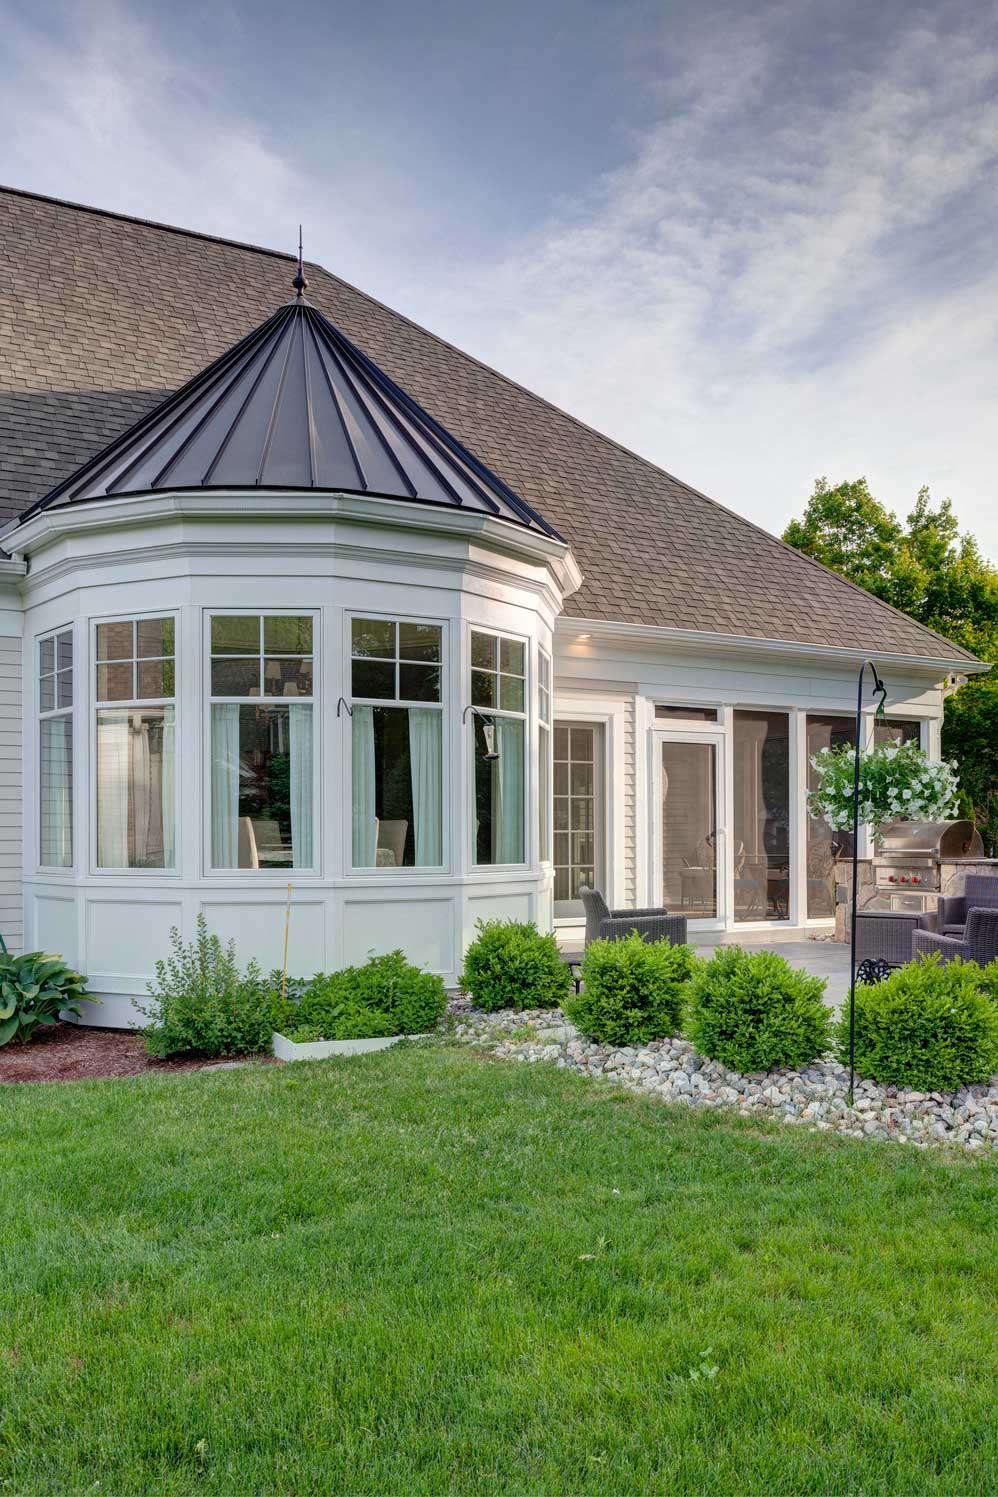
808 740 959 840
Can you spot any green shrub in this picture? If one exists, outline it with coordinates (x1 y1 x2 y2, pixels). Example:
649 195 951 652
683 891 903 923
840 955 998 1091
685 946 831 1073
0 951 89 1044
294 951 446 1040
140 916 292 1059
566 932 699 1045
460 919 571 1012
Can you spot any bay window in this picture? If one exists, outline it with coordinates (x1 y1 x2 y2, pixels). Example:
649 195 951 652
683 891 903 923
470 629 525 865
96 617 176 868
350 618 444 868
209 614 314 870
39 628 73 868
538 649 551 863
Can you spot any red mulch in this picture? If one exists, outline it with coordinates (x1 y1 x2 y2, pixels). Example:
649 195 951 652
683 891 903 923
0 1023 277 1085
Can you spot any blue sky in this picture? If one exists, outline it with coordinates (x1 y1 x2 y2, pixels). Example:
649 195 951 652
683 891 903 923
3 0 998 554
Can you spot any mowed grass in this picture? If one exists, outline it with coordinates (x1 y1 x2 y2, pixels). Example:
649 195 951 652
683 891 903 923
2 1046 998 1495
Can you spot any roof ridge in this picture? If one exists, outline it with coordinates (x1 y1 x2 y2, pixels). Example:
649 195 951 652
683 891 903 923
0 183 298 265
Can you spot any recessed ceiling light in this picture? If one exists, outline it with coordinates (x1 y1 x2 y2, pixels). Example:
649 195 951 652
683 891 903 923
577 633 592 641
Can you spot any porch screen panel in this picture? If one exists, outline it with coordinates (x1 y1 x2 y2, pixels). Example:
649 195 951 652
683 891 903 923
553 723 604 917
875 718 921 748
39 629 74 868
661 739 717 917
806 714 856 918
733 710 790 922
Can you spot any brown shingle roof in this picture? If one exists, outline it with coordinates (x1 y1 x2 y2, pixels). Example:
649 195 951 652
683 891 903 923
0 185 978 664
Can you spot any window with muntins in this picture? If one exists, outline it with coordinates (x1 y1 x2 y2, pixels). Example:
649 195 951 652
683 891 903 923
470 629 526 865
208 615 315 870
538 650 552 863
39 628 73 868
554 722 604 914
96 617 176 869
350 618 444 868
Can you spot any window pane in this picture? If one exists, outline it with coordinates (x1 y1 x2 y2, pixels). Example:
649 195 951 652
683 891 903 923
264 615 313 654
399 663 441 702
570 762 593 797
211 615 259 654
97 706 175 869
352 659 396 699
263 657 313 698
137 659 175 700
806 715 856 918
211 703 312 869
352 705 442 868
554 761 569 796
539 723 550 861
471 631 496 671
57 631 73 670
733 710 790 923
39 637 54 676
554 796 569 831
137 617 175 658
499 638 524 676
554 720 605 916
554 724 569 759
571 797 594 831
40 716 73 868
471 670 495 709
352 618 395 658
97 662 134 702
57 670 73 709
211 657 260 697
399 623 441 662
39 674 54 712
499 675 524 712
96 620 132 661
655 704 718 722
474 715 524 865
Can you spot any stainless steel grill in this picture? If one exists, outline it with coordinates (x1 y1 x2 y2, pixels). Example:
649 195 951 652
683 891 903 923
870 819 983 910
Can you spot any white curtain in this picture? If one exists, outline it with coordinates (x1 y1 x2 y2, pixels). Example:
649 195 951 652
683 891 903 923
97 710 130 868
494 717 525 864
132 716 151 867
211 703 241 869
289 703 313 869
41 717 72 868
408 707 442 866
161 706 176 869
352 705 377 866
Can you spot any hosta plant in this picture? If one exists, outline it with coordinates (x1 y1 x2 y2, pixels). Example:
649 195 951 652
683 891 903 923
808 739 958 839
0 951 89 1044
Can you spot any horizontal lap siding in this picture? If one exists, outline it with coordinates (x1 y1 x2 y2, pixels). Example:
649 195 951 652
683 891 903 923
0 637 21 951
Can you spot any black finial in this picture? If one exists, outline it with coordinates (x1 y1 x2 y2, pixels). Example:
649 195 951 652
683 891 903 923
292 225 308 300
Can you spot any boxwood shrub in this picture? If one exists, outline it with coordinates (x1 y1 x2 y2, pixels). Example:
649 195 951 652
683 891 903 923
840 955 998 1091
565 931 699 1046
685 946 831 1073
460 919 571 1012
294 951 447 1040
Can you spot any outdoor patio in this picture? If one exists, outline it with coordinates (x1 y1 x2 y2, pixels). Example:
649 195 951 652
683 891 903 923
695 934 852 1006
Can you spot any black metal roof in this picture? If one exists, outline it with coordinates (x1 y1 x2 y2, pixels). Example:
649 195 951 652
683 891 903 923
22 291 561 537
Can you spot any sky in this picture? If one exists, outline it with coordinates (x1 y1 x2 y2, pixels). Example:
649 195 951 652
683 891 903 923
2 0 998 555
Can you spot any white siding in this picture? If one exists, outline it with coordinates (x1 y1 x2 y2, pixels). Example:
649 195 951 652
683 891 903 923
0 636 22 952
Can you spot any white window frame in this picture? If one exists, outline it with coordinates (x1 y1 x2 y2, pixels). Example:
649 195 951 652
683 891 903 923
344 611 449 877
202 608 320 879
552 717 606 919
89 611 179 878
468 624 529 870
538 647 552 867
37 624 75 873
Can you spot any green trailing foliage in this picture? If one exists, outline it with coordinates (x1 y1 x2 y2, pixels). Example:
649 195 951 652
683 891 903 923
140 915 292 1059
841 955 998 1092
0 951 89 1045
566 932 699 1046
685 946 831 1073
460 919 572 1012
292 951 446 1040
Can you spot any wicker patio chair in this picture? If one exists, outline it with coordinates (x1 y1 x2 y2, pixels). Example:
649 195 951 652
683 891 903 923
580 887 688 947
912 908 998 966
936 874 998 936
855 911 934 968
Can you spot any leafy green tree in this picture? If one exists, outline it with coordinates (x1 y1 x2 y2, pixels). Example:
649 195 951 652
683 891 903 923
784 478 998 850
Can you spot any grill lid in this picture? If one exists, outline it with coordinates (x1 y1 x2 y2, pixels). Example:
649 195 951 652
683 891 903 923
877 819 983 860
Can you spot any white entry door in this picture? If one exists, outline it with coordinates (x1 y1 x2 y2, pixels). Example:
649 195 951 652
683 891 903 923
652 730 727 930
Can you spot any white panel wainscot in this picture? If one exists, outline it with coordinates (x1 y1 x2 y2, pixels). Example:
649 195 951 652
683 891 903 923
31 892 78 965
339 894 456 973
86 898 185 979
200 897 326 975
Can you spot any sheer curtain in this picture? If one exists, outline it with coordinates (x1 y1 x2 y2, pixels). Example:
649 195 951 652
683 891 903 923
494 717 525 864
41 718 72 868
289 703 313 868
352 705 377 866
132 716 151 867
211 703 241 868
408 708 442 866
97 711 130 868
161 706 176 869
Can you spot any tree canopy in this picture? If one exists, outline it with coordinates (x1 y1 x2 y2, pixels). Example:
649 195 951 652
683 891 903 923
783 478 998 850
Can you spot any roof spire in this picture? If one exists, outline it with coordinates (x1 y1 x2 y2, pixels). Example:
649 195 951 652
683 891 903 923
292 226 308 300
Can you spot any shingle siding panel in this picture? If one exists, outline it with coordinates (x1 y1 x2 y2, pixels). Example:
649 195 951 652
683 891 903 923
0 185 977 665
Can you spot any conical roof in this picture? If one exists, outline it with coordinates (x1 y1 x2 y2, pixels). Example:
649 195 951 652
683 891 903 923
24 294 561 537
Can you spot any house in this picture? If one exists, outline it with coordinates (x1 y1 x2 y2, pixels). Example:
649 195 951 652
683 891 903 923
0 186 984 1025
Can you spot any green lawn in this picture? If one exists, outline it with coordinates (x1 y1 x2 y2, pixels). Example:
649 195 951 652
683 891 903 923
2 1045 998 1495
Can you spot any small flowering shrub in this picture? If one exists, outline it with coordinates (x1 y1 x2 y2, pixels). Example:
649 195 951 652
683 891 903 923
566 932 699 1046
840 955 998 1091
808 740 958 838
685 947 831 1073
461 919 571 1012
